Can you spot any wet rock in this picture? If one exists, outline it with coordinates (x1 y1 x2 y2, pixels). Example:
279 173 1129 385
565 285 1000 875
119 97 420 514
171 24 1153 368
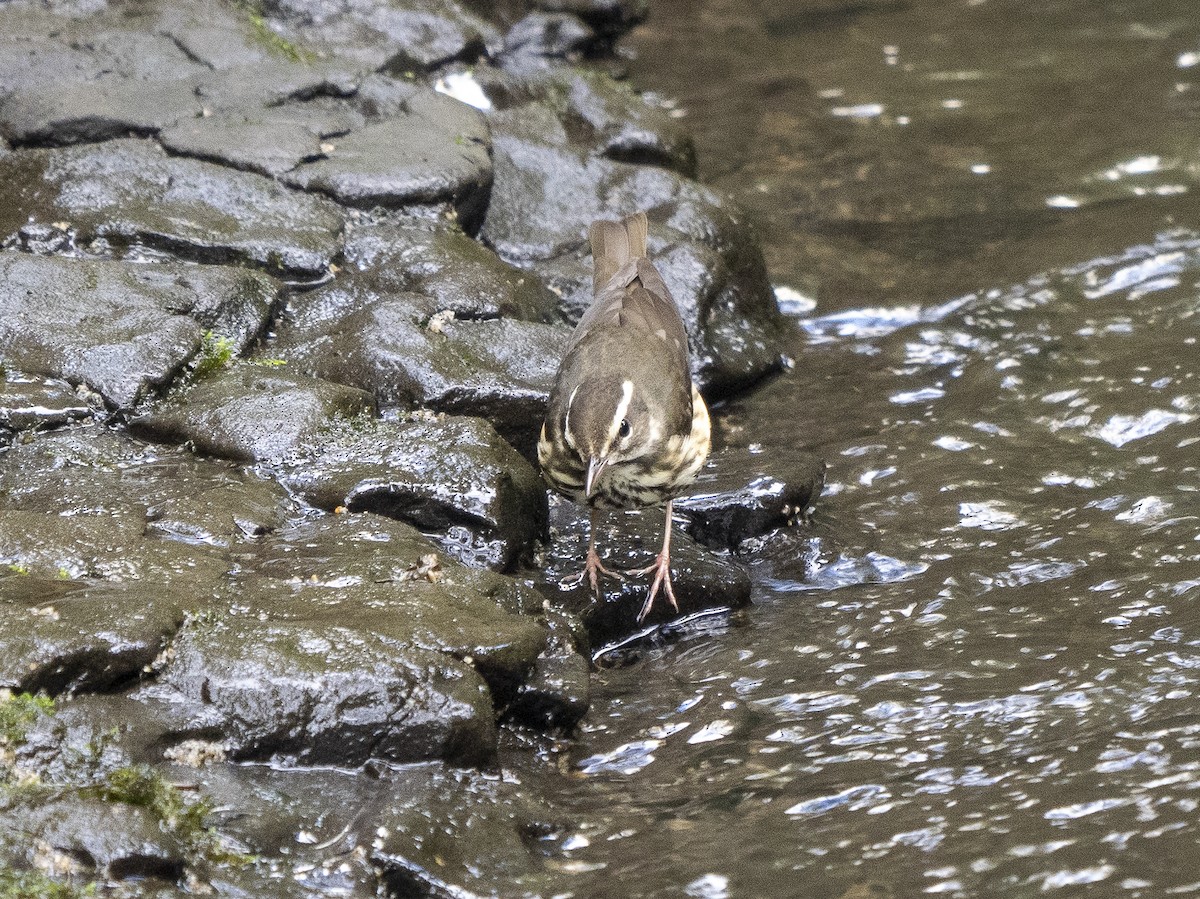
367 764 558 896
142 615 499 767
0 253 280 409
14 695 178 784
0 76 203 147
0 426 291 571
0 792 187 883
542 499 752 646
0 372 94 432
132 365 376 464
479 65 696 175
249 512 588 723
278 284 570 455
280 415 547 570
0 576 185 696
281 90 493 230
259 0 498 72
675 446 827 550
501 12 596 62
0 139 344 278
342 220 561 322
480 103 784 394
529 0 648 35
0 6 209 98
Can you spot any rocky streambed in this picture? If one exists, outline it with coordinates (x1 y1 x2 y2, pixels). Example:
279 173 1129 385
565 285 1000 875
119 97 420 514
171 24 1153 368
0 0 822 895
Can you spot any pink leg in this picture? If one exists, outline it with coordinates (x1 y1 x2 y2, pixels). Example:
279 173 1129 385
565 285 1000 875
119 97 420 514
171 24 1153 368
560 507 625 595
629 500 680 622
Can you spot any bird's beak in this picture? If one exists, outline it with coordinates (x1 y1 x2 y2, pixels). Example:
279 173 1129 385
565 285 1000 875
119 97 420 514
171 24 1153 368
585 456 608 498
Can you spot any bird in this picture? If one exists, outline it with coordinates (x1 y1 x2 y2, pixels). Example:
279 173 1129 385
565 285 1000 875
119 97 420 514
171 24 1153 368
538 211 711 622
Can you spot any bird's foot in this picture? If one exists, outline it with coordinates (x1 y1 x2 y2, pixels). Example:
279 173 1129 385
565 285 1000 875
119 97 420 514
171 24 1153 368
559 544 626 596
628 551 679 623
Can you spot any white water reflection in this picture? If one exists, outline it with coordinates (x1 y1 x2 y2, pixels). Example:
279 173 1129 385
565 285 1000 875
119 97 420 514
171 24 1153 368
1089 409 1195 447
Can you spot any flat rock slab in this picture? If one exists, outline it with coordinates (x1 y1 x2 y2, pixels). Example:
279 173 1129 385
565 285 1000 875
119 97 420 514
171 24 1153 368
281 91 493 229
0 576 186 696
0 139 344 278
278 285 570 457
676 446 827 549
542 500 752 646
342 220 560 322
132 365 376 464
0 372 93 432
280 415 547 570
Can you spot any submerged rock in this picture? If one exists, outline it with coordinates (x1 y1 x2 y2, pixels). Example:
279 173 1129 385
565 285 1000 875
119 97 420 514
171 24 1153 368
0 371 94 433
541 499 753 647
0 576 185 696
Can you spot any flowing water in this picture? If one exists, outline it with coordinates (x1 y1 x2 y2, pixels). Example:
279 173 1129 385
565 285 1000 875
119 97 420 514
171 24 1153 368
508 2 1200 895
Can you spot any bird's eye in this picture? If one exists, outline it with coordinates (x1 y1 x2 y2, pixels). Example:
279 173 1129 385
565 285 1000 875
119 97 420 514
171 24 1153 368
618 419 631 439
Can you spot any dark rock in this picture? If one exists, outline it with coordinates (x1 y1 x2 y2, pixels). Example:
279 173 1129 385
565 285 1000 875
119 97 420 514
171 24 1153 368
0 6 209 97
277 284 570 455
0 792 187 883
0 372 94 432
0 139 344 278
501 12 595 61
131 365 376 464
248 512 588 725
0 253 280 409
675 446 827 549
367 765 558 896
259 0 498 73
15 695 176 784
0 576 185 696
530 0 647 34
342 220 561 322
0 254 197 409
142 615 499 767
478 65 696 175
280 416 547 570
0 426 290 579
479 102 784 394
541 499 752 646
280 97 492 230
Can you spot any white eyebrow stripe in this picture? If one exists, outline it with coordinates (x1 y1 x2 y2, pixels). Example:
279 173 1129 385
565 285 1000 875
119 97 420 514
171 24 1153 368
564 384 581 449
605 379 635 452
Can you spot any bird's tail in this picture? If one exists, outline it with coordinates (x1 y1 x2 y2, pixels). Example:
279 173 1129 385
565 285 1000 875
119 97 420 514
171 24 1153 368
589 211 648 292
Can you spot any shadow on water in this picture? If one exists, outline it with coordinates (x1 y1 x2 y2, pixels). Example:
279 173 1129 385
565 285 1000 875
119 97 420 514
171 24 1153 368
507 1 1200 896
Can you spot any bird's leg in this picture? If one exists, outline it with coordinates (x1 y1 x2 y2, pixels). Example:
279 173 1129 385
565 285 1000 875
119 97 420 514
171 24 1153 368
631 500 680 622
559 507 625 595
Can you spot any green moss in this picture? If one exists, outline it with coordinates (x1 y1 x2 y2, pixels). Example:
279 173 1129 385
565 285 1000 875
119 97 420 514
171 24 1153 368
3 563 29 576
0 866 95 899
0 693 54 748
231 0 312 62
194 331 237 379
94 766 254 867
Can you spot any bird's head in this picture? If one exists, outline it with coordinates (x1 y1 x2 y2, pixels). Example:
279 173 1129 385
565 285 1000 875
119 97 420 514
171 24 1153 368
561 375 659 498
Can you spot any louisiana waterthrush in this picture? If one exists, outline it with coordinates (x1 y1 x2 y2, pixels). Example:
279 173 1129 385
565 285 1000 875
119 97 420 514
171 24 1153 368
538 211 711 622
